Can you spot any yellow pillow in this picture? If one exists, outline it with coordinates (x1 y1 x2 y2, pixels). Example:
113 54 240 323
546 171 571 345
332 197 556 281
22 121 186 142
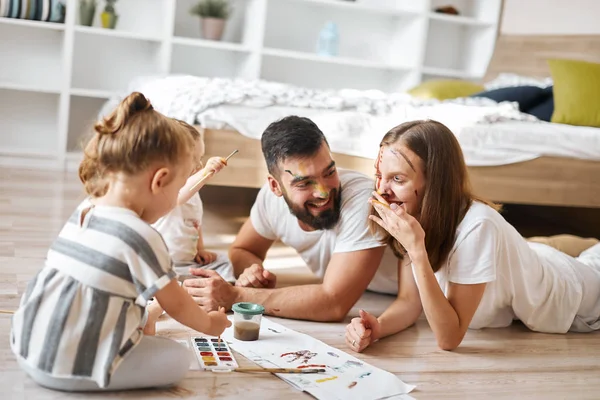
548 58 600 127
407 79 484 100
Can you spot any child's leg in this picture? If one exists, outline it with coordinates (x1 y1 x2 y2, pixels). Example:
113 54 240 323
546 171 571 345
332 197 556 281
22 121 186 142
193 253 235 283
19 336 190 392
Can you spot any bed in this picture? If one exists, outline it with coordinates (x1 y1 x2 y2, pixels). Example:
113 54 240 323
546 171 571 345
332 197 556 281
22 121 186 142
194 34 600 210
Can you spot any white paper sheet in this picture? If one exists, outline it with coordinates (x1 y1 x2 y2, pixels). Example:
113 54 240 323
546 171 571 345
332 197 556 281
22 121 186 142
221 317 416 400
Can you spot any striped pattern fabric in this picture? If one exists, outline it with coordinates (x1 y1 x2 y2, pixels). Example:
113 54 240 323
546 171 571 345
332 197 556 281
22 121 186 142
1 0 61 22
10 201 176 388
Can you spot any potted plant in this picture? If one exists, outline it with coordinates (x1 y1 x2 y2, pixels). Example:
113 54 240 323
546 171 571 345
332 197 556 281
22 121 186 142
101 0 118 29
79 0 96 26
190 0 231 41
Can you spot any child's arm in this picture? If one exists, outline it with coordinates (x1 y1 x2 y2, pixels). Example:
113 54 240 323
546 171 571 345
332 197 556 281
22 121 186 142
153 278 231 336
177 157 227 205
195 226 217 265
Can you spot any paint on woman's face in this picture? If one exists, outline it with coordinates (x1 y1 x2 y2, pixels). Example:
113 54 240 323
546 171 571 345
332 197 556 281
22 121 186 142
374 147 383 193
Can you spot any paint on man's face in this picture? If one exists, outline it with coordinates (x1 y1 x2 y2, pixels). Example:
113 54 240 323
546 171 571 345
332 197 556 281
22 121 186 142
285 169 329 198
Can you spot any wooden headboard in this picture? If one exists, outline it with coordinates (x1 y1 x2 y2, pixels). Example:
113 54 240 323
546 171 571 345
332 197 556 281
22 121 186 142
484 34 600 82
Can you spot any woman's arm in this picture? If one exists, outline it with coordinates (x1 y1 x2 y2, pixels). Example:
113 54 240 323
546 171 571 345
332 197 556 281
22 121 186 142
346 258 422 352
369 198 487 351
375 259 423 339
409 249 486 350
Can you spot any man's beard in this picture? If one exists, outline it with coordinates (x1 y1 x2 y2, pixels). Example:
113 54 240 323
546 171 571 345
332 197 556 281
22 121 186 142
282 186 342 230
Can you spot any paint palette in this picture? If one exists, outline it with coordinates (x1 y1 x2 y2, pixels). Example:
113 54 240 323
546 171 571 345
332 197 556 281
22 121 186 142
191 336 239 370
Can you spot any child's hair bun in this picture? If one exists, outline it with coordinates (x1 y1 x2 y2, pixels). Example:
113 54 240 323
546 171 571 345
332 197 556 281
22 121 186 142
95 92 153 136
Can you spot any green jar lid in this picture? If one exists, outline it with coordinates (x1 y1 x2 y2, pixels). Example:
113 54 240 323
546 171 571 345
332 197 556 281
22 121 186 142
232 302 265 316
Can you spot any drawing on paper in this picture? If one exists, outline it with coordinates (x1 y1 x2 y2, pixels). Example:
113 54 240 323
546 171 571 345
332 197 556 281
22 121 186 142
221 316 416 400
281 350 317 364
316 376 338 383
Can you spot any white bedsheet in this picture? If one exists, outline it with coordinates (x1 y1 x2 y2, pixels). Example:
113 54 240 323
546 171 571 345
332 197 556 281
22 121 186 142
100 75 600 167
199 105 600 167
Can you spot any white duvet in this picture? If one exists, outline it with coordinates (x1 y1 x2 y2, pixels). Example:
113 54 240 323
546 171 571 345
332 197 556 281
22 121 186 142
101 75 600 167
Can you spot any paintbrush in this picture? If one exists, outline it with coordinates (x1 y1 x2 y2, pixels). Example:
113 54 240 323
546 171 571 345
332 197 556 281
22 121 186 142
189 149 239 192
234 367 326 374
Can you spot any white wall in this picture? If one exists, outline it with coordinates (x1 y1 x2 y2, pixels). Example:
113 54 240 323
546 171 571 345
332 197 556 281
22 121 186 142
501 0 600 35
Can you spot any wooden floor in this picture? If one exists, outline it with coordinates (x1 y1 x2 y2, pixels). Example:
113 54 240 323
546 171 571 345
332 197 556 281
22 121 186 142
1 167 599 400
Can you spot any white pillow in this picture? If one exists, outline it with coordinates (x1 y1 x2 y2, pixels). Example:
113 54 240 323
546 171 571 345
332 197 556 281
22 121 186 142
484 73 553 90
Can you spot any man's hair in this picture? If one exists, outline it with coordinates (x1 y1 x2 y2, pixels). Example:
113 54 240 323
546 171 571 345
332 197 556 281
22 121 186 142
261 116 329 177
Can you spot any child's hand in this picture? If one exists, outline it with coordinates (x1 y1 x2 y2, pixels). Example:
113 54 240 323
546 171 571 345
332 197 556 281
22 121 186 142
207 307 232 336
204 157 227 176
195 250 217 265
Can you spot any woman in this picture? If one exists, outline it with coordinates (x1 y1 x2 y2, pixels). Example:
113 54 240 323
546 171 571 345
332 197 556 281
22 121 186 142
345 120 600 351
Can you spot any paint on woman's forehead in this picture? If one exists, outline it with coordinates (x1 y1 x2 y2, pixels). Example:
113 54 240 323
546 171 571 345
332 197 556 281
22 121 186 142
374 147 383 193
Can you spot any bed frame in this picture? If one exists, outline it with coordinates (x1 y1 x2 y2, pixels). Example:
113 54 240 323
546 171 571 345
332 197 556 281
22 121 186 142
200 34 600 209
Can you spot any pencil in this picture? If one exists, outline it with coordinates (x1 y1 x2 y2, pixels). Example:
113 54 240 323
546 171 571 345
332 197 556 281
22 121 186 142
234 367 326 374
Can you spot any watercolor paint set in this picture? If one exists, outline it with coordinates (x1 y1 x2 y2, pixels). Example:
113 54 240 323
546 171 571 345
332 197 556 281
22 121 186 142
190 336 239 370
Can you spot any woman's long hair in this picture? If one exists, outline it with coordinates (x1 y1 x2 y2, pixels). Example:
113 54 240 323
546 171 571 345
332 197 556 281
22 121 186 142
370 120 500 272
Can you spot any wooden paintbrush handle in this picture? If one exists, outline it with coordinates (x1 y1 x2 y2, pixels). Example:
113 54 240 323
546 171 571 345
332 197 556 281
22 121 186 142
235 367 325 374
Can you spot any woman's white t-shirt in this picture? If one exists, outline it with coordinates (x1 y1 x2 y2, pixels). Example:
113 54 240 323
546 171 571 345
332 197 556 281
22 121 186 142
435 201 584 334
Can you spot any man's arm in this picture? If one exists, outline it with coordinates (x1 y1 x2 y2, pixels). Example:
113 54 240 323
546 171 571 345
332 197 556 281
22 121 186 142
229 219 274 278
232 245 386 321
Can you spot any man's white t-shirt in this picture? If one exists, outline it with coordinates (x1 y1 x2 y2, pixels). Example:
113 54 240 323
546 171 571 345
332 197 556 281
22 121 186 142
250 168 398 295
152 194 203 265
435 201 585 334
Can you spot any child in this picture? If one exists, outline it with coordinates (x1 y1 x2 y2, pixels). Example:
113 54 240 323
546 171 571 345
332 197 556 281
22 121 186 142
10 92 231 392
152 120 235 283
144 121 235 334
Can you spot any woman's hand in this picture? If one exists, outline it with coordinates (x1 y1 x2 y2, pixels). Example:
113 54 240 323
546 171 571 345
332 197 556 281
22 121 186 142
368 191 425 255
345 310 381 353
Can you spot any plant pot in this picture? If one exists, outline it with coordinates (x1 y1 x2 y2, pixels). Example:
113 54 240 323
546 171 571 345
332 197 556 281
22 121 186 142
201 17 226 41
79 2 96 26
101 11 118 29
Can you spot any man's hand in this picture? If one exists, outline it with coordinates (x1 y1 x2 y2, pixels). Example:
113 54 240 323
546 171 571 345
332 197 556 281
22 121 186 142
183 269 238 312
235 264 277 288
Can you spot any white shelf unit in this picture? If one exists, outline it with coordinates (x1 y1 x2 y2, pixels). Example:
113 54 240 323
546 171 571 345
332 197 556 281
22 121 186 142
0 0 501 170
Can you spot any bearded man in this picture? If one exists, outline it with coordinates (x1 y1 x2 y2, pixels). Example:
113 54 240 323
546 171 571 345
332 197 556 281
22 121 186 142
182 116 398 321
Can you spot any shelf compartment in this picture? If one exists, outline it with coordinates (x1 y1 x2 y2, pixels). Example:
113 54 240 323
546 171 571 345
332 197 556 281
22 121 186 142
75 0 171 40
429 0 502 23
0 89 60 157
262 47 410 70
264 0 424 68
66 96 108 152
261 54 414 92
71 31 164 93
74 25 162 42
171 43 258 79
0 22 64 93
428 12 494 27
0 17 65 30
172 36 251 52
276 0 423 16
174 0 255 46
423 20 496 78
